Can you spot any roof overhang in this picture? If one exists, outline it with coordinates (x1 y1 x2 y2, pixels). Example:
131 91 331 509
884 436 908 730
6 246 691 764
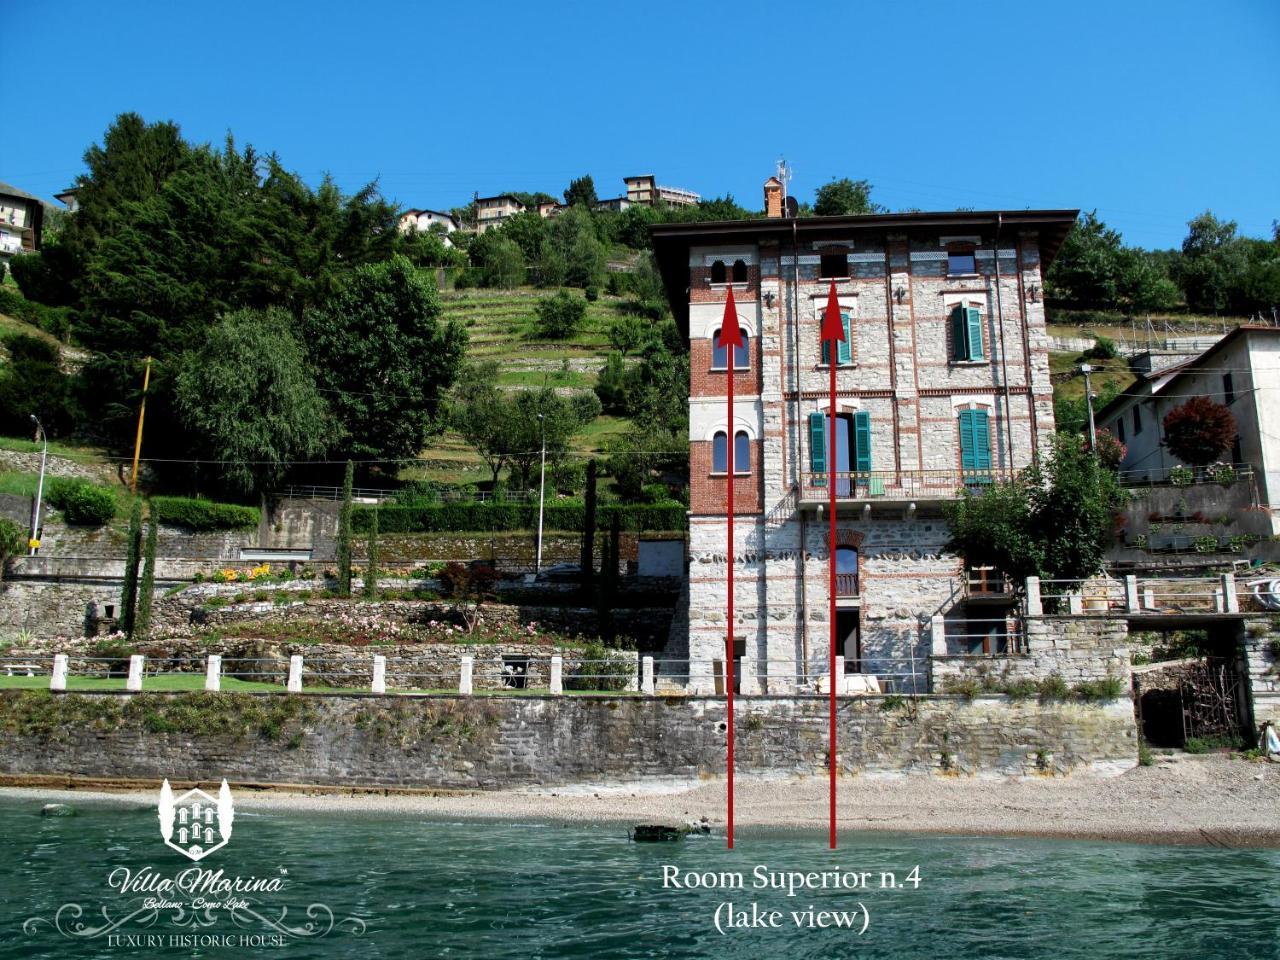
650 209 1079 339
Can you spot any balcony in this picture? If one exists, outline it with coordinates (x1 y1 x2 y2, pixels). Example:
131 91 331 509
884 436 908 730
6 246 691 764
963 566 1018 606
835 573 859 598
799 469 1016 508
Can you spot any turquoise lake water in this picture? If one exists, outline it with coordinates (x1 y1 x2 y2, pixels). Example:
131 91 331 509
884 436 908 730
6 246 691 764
1 797 1277 959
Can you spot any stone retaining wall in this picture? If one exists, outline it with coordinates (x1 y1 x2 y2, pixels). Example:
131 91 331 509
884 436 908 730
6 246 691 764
0 691 1137 788
932 616 1131 689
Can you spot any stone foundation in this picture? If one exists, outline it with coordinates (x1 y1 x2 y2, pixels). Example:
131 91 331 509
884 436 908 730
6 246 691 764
0 692 1138 788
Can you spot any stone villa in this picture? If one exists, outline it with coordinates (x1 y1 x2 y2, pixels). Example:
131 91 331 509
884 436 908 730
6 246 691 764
651 186 1076 693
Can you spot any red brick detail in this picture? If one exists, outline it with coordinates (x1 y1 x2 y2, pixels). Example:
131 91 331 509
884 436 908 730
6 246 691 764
690 336 763 397
689 440 763 516
689 264 760 302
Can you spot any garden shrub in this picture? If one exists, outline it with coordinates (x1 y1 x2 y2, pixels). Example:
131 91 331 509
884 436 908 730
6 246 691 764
150 496 259 531
565 642 633 692
45 477 117 526
353 500 686 534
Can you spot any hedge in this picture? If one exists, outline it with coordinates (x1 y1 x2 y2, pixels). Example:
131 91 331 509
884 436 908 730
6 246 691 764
45 477 117 526
353 500 687 534
0 288 72 341
150 496 260 531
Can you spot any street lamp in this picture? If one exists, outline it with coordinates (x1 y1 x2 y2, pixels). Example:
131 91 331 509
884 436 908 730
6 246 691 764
29 414 47 556
1079 363 1098 451
535 413 547 576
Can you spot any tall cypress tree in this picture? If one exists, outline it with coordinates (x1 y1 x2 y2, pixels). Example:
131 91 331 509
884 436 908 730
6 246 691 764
336 459 354 596
580 459 597 592
134 519 158 637
120 498 143 635
363 508 379 600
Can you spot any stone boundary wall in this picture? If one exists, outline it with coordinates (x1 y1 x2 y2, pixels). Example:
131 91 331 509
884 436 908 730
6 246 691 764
932 616 1131 689
0 692 1137 788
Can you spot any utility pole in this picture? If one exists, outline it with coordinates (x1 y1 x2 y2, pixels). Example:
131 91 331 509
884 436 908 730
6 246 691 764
28 414 46 555
535 413 547 575
130 356 153 494
1080 363 1097 450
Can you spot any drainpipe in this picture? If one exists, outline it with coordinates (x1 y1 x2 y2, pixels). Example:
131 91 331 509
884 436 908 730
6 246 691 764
992 214 1015 471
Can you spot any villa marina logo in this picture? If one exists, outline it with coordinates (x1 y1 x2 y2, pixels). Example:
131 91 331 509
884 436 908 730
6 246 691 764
159 779 233 862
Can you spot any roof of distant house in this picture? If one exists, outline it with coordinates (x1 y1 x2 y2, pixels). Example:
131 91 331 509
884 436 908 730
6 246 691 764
0 180 53 205
476 194 523 205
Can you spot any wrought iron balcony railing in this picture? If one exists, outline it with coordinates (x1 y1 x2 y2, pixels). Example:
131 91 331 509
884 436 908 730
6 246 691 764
799 468 1016 504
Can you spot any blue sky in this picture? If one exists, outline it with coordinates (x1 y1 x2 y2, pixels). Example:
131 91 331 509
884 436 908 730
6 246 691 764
3 0 1276 250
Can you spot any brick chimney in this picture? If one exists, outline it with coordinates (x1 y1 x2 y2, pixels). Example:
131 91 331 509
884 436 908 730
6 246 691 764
764 176 783 218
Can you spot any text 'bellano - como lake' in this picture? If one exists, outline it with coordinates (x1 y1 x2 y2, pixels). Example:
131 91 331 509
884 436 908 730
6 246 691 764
1 798 1277 960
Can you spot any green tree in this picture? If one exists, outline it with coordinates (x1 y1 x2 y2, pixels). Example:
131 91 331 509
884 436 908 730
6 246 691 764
497 210 547 261
1176 211 1250 313
450 362 513 487
813 178 884 217
0 334 78 438
337 460 354 596
946 436 1125 588
546 206 604 289
0 517 23 580
303 257 466 461
607 314 650 356
1045 211 1125 308
505 389 599 490
135 520 158 637
564 175 598 208
174 308 335 495
469 230 526 288
595 351 629 413
534 290 587 339
363 508 379 600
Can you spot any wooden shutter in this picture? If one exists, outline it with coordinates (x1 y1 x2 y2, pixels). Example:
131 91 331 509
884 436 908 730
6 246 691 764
837 312 852 365
965 306 984 360
959 410 975 472
950 305 967 361
972 409 991 471
853 411 871 472
809 412 826 484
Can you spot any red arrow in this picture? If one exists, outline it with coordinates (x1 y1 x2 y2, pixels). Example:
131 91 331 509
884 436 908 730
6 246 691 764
721 286 742 849
820 280 842 850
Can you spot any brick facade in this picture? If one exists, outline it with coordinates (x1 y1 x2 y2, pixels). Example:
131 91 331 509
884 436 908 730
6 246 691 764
653 206 1075 693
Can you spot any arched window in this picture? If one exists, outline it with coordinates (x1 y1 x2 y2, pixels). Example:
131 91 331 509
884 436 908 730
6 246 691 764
711 430 752 474
712 431 728 473
712 328 750 370
710 260 727 284
731 259 748 283
734 431 750 475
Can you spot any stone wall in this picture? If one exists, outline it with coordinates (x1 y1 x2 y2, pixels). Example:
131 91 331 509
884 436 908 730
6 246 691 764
0 449 114 484
931 616 1132 688
1243 623 1280 729
0 692 1137 788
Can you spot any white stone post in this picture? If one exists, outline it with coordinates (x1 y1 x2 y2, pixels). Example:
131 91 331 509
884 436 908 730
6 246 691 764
126 655 144 692
834 655 845 695
1068 593 1083 615
50 654 68 692
371 655 386 695
459 655 473 695
1025 576 1042 616
641 656 655 695
1221 573 1239 613
287 655 303 693
1143 587 1155 610
1214 587 1224 613
739 656 760 695
1124 575 1140 612
930 614 947 656
205 654 221 692
549 655 563 695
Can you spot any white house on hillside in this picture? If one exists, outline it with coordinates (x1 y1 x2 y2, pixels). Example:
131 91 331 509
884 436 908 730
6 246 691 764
1096 325 1280 534
398 209 460 245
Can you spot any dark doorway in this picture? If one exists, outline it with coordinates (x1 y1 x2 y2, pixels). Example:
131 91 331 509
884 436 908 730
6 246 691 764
837 611 860 673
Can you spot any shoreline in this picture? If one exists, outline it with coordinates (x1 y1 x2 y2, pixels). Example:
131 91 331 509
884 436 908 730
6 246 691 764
3 755 1277 849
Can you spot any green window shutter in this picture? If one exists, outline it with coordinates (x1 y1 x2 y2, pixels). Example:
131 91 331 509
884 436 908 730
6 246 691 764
965 307 984 360
958 410 975 471
809 412 826 483
853 411 872 472
972 410 991 471
821 338 831 365
837 312 852 365
950 305 967 361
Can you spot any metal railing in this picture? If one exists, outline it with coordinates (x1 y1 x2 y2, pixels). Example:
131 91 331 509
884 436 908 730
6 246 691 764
1116 462 1252 488
279 485 538 504
799 468 1017 502
835 573 859 597
932 617 1026 656
1025 573 1243 616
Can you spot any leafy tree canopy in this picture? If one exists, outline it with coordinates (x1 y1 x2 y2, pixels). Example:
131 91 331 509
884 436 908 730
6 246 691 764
812 178 885 217
564 175 598 208
1162 396 1237 465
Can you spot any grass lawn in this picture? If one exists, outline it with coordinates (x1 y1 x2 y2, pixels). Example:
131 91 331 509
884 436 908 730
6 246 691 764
0 674 641 696
1049 352 1136 404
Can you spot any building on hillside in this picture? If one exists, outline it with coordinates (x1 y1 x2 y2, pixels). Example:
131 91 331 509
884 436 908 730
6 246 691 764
54 187 80 213
0 181 51 257
537 201 565 218
650 180 1075 693
476 194 525 233
398 209 460 245
594 196 633 213
1096 325 1280 534
625 174 700 208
